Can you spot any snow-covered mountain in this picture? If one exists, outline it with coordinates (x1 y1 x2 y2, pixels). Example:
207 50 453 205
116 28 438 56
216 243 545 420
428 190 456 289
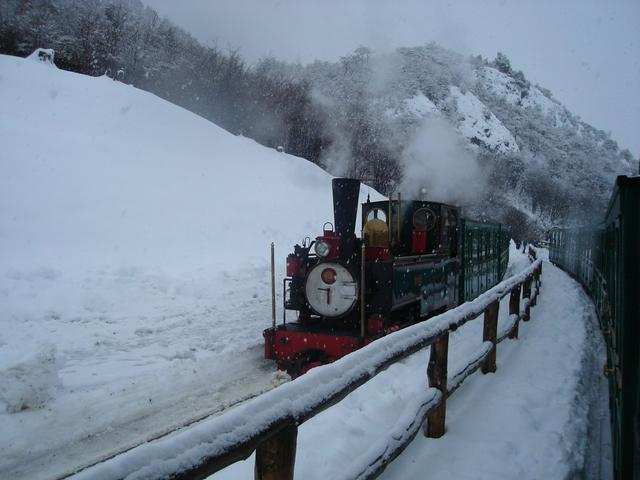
264 44 637 238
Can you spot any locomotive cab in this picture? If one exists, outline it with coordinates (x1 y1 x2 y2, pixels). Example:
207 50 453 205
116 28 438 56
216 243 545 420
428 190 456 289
361 198 459 258
363 208 390 261
361 198 460 319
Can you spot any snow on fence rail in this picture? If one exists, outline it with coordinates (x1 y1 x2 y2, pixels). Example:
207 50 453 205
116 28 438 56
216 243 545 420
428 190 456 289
68 258 543 480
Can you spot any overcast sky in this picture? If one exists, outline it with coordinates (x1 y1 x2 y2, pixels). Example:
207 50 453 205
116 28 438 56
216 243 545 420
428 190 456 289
143 0 640 158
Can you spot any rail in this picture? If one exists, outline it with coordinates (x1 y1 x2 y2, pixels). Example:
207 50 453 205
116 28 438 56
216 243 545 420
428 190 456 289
69 258 543 480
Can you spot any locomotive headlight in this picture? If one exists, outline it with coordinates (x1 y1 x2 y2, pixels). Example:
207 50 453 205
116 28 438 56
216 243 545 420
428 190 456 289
321 267 337 284
314 240 331 257
305 262 357 318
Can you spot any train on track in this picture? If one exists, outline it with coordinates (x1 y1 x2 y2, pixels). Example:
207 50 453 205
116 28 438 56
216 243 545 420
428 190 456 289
264 178 510 376
549 175 640 480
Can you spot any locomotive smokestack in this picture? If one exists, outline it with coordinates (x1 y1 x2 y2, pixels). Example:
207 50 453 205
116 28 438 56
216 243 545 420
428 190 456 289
332 178 361 260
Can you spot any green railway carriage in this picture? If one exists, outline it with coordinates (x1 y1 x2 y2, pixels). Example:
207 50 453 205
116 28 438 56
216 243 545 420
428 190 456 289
459 219 511 303
549 175 640 480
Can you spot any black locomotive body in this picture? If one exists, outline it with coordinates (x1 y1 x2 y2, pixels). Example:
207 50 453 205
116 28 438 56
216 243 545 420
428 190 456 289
264 178 509 376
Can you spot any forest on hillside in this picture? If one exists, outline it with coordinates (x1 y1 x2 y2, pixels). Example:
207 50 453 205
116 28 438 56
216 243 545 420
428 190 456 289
1 0 637 239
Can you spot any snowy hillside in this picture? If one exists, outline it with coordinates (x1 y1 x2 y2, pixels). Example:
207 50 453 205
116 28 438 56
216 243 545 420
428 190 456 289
474 66 571 128
262 44 636 239
449 85 519 154
0 53 379 479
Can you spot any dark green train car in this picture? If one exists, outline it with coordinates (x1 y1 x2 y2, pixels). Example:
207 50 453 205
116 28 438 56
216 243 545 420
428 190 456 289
459 219 511 303
549 175 640 480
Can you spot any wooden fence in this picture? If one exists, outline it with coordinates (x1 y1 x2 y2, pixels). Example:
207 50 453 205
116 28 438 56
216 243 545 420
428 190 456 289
70 258 543 480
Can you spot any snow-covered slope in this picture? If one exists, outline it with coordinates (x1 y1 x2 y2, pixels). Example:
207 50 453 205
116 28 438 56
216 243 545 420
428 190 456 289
474 66 571 128
0 53 379 479
386 92 440 120
449 86 519 154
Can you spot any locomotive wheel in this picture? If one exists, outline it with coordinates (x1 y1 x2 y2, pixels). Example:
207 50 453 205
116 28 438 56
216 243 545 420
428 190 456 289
286 351 328 378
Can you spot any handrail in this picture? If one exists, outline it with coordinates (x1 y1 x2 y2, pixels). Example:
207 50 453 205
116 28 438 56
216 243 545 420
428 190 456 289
68 259 543 480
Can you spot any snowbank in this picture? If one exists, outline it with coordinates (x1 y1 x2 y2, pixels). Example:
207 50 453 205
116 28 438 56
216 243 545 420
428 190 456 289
26 48 56 67
0 343 61 413
0 53 381 479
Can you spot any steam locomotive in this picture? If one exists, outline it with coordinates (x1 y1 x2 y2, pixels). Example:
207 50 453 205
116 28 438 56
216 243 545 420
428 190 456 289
264 178 510 376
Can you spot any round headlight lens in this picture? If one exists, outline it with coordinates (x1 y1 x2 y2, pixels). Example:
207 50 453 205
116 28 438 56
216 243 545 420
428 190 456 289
321 267 337 284
315 240 331 257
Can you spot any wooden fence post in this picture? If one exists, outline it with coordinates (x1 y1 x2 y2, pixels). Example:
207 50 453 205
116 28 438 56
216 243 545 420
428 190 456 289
255 422 298 480
531 264 543 307
522 277 532 321
537 263 542 287
530 275 537 307
508 285 521 339
424 332 449 438
481 301 499 374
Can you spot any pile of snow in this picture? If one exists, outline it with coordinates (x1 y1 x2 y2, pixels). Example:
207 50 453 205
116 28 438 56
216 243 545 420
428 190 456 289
449 86 520 154
0 52 380 479
0 343 61 413
26 48 56 67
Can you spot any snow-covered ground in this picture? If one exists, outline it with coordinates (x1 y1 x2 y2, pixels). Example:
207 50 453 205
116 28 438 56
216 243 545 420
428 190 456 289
213 247 610 479
0 53 380 479
0 53 610 480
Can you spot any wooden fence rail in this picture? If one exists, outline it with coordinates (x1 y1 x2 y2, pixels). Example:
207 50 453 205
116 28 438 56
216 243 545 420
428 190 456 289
70 259 543 480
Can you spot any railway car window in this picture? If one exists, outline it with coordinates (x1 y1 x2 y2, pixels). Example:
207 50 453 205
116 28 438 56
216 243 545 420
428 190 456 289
364 208 389 247
448 208 458 257
366 208 387 223
412 208 436 231
440 208 449 254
